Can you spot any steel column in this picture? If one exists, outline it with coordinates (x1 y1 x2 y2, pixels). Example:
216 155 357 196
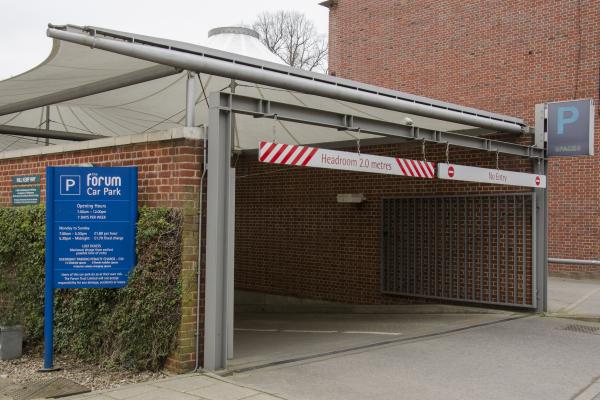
534 107 548 312
186 72 196 127
226 167 235 360
534 159 548 312
204 92 232 370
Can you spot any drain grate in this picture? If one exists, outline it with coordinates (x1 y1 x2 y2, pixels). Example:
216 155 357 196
561 324 600 335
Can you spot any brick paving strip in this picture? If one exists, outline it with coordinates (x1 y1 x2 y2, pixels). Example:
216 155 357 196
66 372 286 400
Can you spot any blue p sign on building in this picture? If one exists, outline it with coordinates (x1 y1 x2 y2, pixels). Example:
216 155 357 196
547 99 595 157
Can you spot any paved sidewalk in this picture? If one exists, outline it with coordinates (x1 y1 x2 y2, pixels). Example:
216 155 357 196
68 373 285 400
548 277 600 318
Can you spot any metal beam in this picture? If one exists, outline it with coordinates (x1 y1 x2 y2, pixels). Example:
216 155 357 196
47 26 528 135
226 94 544 159
0 65 180 117
204 92 232 370
0 124 106 141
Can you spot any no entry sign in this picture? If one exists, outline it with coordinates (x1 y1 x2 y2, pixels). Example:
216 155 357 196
437 163 546 188
258 141 435 178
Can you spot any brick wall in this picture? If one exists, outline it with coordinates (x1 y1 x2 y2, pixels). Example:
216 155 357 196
235 141 535 306
0 135 204 372
327 0 600 275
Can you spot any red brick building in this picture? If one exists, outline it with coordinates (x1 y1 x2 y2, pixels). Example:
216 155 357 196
324 0 600 276
0 15 562 372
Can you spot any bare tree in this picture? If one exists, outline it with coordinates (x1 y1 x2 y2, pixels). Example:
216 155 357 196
252 11 328 73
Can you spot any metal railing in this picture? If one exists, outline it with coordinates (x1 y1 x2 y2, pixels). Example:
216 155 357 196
381 194 534 307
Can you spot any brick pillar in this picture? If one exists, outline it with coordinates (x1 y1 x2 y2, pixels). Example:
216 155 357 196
165 139 205 372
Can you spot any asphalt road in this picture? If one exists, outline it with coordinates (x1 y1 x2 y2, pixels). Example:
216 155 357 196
230 315 600 400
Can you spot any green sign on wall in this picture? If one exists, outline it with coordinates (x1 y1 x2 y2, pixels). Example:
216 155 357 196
12 186 41 206
12 174 41 206
12 175 41 185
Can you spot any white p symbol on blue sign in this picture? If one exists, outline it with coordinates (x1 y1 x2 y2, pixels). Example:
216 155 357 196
547 99 594 157
557 106 580 135
60 175 80 195
66 179 76 191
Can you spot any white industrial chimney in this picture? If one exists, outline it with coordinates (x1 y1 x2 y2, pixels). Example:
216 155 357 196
205 26 285 65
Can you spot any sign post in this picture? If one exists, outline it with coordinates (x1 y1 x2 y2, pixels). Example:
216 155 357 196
43 166 138 370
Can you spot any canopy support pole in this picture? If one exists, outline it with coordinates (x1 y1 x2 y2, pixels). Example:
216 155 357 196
186 72 196 127
204 92 232 370
533 108 548 312
45 106 50 146
533 159 548 312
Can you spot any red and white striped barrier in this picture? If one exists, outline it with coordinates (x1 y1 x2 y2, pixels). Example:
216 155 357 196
258 141 436 178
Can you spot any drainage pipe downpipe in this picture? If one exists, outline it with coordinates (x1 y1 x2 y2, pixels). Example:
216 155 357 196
47 27 525 135
548 258 600 266
195 125 207 371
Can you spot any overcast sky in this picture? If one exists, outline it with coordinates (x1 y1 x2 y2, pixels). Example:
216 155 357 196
0 0 329 80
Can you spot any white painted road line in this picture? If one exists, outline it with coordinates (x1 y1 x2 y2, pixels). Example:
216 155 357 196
342 331 403 336
235 328 403 336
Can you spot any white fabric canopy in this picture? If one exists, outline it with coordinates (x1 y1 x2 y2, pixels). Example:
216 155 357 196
0 25 520 152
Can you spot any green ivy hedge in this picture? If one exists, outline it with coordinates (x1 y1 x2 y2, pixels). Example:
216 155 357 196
0 206 183 371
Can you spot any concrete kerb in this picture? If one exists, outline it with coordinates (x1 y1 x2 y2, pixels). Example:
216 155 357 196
235 291 514 315
68 372 286 400
542 314 600 324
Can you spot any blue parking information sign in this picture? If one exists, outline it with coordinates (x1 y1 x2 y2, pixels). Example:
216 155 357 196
46 166 138 288
43 166 137 369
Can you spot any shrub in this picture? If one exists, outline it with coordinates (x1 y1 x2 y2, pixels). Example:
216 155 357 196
0 206 182 371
